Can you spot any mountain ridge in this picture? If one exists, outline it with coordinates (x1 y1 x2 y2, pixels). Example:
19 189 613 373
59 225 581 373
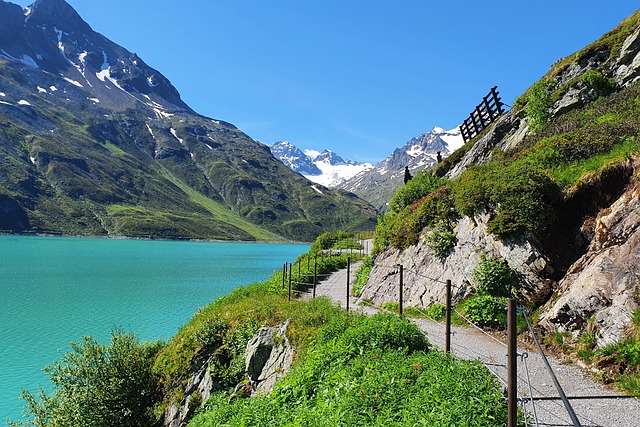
0 0 376 241
269 141 373 187
339 126 463 211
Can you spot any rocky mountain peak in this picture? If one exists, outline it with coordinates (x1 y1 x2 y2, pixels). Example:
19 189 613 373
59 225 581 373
27 0 91 34
314 149 346 165
269 141 322 175
270 142 372 187
338 126 462 212
0 0 191 112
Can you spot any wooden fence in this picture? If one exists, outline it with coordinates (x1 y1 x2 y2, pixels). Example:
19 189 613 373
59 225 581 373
460 86 505 143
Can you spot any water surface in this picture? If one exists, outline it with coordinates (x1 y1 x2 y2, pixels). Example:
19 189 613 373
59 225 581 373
0 236 307 423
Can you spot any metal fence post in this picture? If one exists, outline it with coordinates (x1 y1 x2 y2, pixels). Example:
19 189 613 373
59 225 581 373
507 298 517 427
446 279 452 353
288 262 292 302
313 259 317 298
282 263 286 289
346 256 351 311
398 264 403 317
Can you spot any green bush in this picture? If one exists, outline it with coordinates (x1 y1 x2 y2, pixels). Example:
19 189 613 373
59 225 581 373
527 79 556 133
425 220 458 258
309 231 336 253
473 257 519 298
452 162 560 239
352 256 373 297
390 171 448 213
426 303 447 321
336 313 429 354
461 295 508 329
580 70 615 96
194 316 227 349
375 183 457 253
10 330 162 427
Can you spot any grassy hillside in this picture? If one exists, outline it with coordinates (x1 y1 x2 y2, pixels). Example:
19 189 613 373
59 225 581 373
0 58 377 242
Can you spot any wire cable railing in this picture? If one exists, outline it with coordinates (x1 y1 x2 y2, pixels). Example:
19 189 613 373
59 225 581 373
290 254 629 426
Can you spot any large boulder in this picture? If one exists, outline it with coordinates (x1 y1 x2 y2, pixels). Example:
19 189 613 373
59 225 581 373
244 320 293 395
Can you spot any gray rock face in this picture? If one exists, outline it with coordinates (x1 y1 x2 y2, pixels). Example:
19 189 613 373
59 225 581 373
163 320 294 427
244 320 293 395
539 178 640 347
446 112 525 180
359 213 555 308
163 348 219 427
614 25 640 87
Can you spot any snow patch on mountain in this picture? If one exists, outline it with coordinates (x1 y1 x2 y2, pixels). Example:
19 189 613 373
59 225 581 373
338 126 463 212
270 142 373 187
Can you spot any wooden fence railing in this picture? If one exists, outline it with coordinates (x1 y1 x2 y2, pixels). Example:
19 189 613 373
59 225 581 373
460 86 505 143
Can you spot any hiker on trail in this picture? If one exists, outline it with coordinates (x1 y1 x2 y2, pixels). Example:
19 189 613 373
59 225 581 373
436 151 442 163
404 166 412 184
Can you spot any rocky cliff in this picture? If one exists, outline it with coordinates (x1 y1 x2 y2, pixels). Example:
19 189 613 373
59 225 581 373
361 12 640 348
540 165 640 347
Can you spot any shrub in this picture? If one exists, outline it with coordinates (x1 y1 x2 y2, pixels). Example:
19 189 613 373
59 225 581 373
352 256 373 297
425 220 457 259
527 79 556 133
473 257 519 298
580 70 615 97
194 316 227 349
10 330 162 427
375 183 457 253
390 171 448 213
461 295 508 329
452 162 560 239
310 231 336 253
337 313 429 355
426 303 447 321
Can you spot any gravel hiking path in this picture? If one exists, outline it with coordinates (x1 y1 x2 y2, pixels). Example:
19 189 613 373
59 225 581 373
300 259 640 427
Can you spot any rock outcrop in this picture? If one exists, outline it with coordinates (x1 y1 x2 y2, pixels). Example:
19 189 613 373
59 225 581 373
163 320 294 427
244 320 293 395
359 213 555 308
539 176 640 347
446 112 527 180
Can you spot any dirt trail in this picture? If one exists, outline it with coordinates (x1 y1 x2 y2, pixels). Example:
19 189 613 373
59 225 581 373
300 257 640 427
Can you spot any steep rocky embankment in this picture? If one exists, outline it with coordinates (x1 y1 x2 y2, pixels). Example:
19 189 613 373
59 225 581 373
359 213 555 308
360 13 640 347
540 173 640 347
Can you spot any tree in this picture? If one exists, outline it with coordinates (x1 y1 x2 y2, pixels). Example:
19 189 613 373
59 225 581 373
9 329 162 427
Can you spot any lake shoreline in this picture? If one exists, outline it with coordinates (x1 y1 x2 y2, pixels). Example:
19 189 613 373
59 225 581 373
0 230 311 245
0 237 310 422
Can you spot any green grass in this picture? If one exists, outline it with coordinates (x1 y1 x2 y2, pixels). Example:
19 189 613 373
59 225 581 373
551 137 639 188
158 168 281 241
189 313 509 427
352 256 373 297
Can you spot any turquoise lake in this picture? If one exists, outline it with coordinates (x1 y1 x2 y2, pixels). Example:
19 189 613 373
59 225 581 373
0 235 308 423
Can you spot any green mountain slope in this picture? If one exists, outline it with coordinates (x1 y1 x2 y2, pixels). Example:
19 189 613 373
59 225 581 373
0 0 376 241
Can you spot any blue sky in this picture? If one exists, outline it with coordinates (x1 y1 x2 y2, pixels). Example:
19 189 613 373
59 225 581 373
13 1 640 163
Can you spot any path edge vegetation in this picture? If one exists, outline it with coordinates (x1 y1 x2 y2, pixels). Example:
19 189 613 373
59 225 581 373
9 232 511 427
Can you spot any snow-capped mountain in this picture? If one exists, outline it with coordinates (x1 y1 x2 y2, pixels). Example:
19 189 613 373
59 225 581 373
339 126 463 212
269 141 322 175
0 0 191 115
270 142 373 187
